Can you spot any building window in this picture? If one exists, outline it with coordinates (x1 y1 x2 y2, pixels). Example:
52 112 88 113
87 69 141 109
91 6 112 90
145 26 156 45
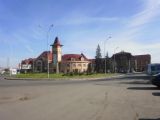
71 58 75 61
78 64 81 67
67 64 70 67
38 61 42 65
73 63 76 67
83 64 86 67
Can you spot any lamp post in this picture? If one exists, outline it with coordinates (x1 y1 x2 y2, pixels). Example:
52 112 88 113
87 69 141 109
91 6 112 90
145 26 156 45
114 47 119 73
104 36 111 74
38 24 53 78
32 59 34 73
47 24 54 78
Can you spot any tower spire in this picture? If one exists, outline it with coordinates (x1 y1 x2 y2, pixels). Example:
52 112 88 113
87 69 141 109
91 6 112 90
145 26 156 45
51 37 63 74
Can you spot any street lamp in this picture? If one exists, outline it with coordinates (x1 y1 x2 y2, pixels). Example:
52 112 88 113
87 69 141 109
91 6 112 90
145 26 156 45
114 47 119 73
38 24 53 78
47 24 54 78
104 36 111 74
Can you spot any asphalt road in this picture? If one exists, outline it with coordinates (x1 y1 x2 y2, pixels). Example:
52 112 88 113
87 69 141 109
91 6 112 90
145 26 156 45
0 73 160 120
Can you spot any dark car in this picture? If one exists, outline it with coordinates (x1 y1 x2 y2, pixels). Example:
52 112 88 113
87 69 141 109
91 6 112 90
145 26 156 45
151 73 160 87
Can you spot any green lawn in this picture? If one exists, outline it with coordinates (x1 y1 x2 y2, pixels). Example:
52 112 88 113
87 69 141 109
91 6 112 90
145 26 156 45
15 73 118 79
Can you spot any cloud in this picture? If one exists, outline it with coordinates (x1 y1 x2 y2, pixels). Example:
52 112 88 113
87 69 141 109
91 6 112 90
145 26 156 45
1 0 160 68
56 16 119 26
59 0 160 61
25 45 34 53
128 0 160 28
104 0 160 62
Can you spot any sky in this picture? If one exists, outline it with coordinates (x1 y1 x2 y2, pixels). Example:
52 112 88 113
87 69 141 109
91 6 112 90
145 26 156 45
0 0 160 68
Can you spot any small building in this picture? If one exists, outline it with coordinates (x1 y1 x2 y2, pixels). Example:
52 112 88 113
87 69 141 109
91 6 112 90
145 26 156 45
21 58 35 73
111 51 132 73
20 37 91 74
133 54 151 72
10 68 18 75
20 37 151 74
61 54 90 73
34 51 52 72
111 51 151 73
0 67 5 74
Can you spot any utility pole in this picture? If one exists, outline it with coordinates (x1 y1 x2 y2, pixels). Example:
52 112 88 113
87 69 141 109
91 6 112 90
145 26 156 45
32 59 34 73
114 47 119 73
135 59 137 72
38 24 54 78
47 24 54 78
128 59 131 73
104 36 111 74
7 57 11 76
7 57 9 69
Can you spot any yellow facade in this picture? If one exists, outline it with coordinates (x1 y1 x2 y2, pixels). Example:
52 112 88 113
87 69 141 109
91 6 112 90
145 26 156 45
61 58 90 73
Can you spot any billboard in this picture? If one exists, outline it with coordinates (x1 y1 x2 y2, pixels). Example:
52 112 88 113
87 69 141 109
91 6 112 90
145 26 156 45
21 64 32 69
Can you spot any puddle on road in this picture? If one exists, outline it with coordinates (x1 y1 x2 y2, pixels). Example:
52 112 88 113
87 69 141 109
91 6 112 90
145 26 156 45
0 93 34 104
19 94 31 101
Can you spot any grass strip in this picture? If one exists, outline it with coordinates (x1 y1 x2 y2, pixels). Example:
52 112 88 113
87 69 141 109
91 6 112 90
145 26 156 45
15 73 118 79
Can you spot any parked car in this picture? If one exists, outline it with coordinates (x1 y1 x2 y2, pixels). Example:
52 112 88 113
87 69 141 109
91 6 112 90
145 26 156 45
147 63 160 75
151 73 160 87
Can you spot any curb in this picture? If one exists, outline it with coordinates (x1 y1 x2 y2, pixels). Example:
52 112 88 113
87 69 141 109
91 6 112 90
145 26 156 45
4 74 125 81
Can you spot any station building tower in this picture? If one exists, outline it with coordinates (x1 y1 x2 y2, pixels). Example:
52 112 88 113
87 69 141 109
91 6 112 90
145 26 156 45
51 37 63 73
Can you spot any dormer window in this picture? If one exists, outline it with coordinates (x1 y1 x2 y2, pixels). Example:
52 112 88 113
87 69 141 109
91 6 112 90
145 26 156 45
80 57 84 61
71 58 75 61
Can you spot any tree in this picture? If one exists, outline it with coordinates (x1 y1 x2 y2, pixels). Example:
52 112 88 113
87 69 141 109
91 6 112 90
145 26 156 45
105 51 109 58
95 44 102 59
87 63 93 74
95 44 102 73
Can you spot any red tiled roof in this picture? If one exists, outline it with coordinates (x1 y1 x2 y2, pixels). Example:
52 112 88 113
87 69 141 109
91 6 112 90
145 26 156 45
134 54 151 60
134 54 151 58
62 53 88 61
22 51 53 64
37 51 53 61
21 58 35 64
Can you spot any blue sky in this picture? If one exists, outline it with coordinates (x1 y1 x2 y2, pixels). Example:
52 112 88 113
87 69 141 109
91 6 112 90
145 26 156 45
0 0 160 68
